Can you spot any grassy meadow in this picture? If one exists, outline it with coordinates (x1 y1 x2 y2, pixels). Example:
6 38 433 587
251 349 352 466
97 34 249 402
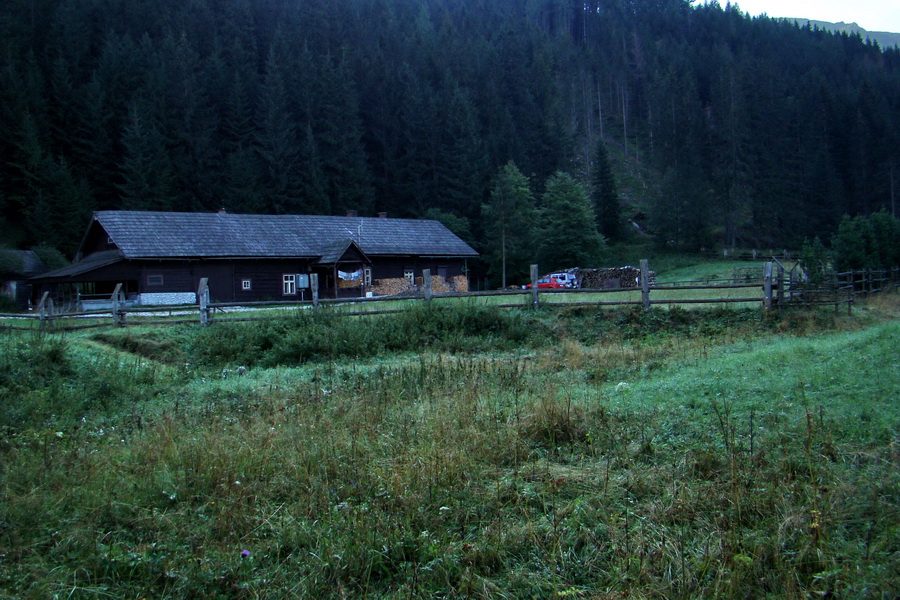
0 294 897 599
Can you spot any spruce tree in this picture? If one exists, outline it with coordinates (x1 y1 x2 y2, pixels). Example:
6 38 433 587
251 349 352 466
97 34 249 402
314 53 375 215
539 171 604 273
256 37 304 214
831 215 875 271
482 161 537 288
117 98 177 211
591 139 623 241
437 84 489 222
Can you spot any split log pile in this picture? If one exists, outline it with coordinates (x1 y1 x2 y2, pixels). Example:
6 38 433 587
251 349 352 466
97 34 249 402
371 275 469 296
568 266 655 289
424 276 452 294
451 275 469 292
371 278 414 296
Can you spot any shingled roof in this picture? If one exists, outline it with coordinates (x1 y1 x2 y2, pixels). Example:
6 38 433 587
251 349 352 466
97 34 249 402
0 250 47 276
90 211 478 261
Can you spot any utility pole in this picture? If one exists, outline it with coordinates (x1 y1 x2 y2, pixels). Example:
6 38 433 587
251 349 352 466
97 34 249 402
891 161 896 219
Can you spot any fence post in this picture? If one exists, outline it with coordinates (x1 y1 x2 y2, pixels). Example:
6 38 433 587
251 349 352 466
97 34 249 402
423 269 432 305
197 278 210 325
763 262 773 311
111 283 125 326
310 273 320 312
38 291 53 329
530 264 539 308
640 259 651 311
776 263 784 308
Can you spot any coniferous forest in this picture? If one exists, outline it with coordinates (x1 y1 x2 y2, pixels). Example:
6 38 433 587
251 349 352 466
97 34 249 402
1 0 899 268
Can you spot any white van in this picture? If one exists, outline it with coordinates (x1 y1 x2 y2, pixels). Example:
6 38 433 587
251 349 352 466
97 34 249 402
547 272 578 288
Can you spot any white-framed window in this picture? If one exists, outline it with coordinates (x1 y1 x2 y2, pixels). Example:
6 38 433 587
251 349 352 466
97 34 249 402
242 279 252 291
147 274 164 286
404 268 415 285
364 267 372 287
283 274 296 295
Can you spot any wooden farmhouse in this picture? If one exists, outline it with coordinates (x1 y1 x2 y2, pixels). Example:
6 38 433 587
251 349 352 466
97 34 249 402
31 210 478 307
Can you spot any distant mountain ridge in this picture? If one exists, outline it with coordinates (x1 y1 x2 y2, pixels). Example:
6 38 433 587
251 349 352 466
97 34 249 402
790 18 900 49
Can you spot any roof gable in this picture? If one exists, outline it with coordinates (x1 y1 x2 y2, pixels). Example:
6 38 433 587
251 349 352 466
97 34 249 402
317 238 371 265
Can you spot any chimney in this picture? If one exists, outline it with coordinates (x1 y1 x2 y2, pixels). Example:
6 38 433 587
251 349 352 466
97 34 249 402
377 211 388 219
346 210 358 218
218 207 227 214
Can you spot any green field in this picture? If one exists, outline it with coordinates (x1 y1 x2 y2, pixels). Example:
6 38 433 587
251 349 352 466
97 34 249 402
1 294 897 599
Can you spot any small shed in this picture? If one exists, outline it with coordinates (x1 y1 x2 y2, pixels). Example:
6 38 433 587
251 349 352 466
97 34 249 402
0 250 48 309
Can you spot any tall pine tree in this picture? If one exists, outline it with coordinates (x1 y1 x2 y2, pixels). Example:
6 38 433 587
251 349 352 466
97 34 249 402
539 171 605 272
117 98 177 211
591 139 623 241
482 161 537 288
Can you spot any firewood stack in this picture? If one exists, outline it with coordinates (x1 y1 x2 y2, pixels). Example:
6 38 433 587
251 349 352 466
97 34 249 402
450 275 469 292
371 277 415 296
370 275 469 296
567 266 655 289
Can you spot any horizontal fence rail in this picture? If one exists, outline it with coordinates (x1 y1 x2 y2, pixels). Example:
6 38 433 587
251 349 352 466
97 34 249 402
4 264 898 332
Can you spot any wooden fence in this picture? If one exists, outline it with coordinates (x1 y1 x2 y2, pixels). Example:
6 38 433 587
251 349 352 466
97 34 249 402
3 262 898 332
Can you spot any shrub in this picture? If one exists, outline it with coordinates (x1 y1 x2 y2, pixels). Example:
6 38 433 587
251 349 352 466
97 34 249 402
187 304 547 367
831 212 900 271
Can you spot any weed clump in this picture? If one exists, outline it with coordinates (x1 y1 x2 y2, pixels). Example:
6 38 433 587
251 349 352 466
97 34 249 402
187 304 547 367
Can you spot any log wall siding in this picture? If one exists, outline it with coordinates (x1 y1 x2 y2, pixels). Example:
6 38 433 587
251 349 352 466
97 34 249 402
33 257 469 304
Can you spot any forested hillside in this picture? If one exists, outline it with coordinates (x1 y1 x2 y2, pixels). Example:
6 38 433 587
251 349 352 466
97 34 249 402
2 0 898 262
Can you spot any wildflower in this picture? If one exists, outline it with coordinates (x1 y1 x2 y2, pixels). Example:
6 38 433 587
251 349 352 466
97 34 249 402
241 550 250 558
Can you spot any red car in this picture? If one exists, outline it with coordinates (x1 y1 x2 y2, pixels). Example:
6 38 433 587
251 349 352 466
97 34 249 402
524 277 567 289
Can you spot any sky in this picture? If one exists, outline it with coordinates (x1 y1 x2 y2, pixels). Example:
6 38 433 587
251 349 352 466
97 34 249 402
701 1 900 33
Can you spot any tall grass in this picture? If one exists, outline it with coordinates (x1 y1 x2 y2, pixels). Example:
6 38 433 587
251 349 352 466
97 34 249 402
0 299 897 598
185 303 545 368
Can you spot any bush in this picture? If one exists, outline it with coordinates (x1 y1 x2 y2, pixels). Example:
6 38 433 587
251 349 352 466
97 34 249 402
832 212 900 271
800 236 830 283
187 304 547 367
